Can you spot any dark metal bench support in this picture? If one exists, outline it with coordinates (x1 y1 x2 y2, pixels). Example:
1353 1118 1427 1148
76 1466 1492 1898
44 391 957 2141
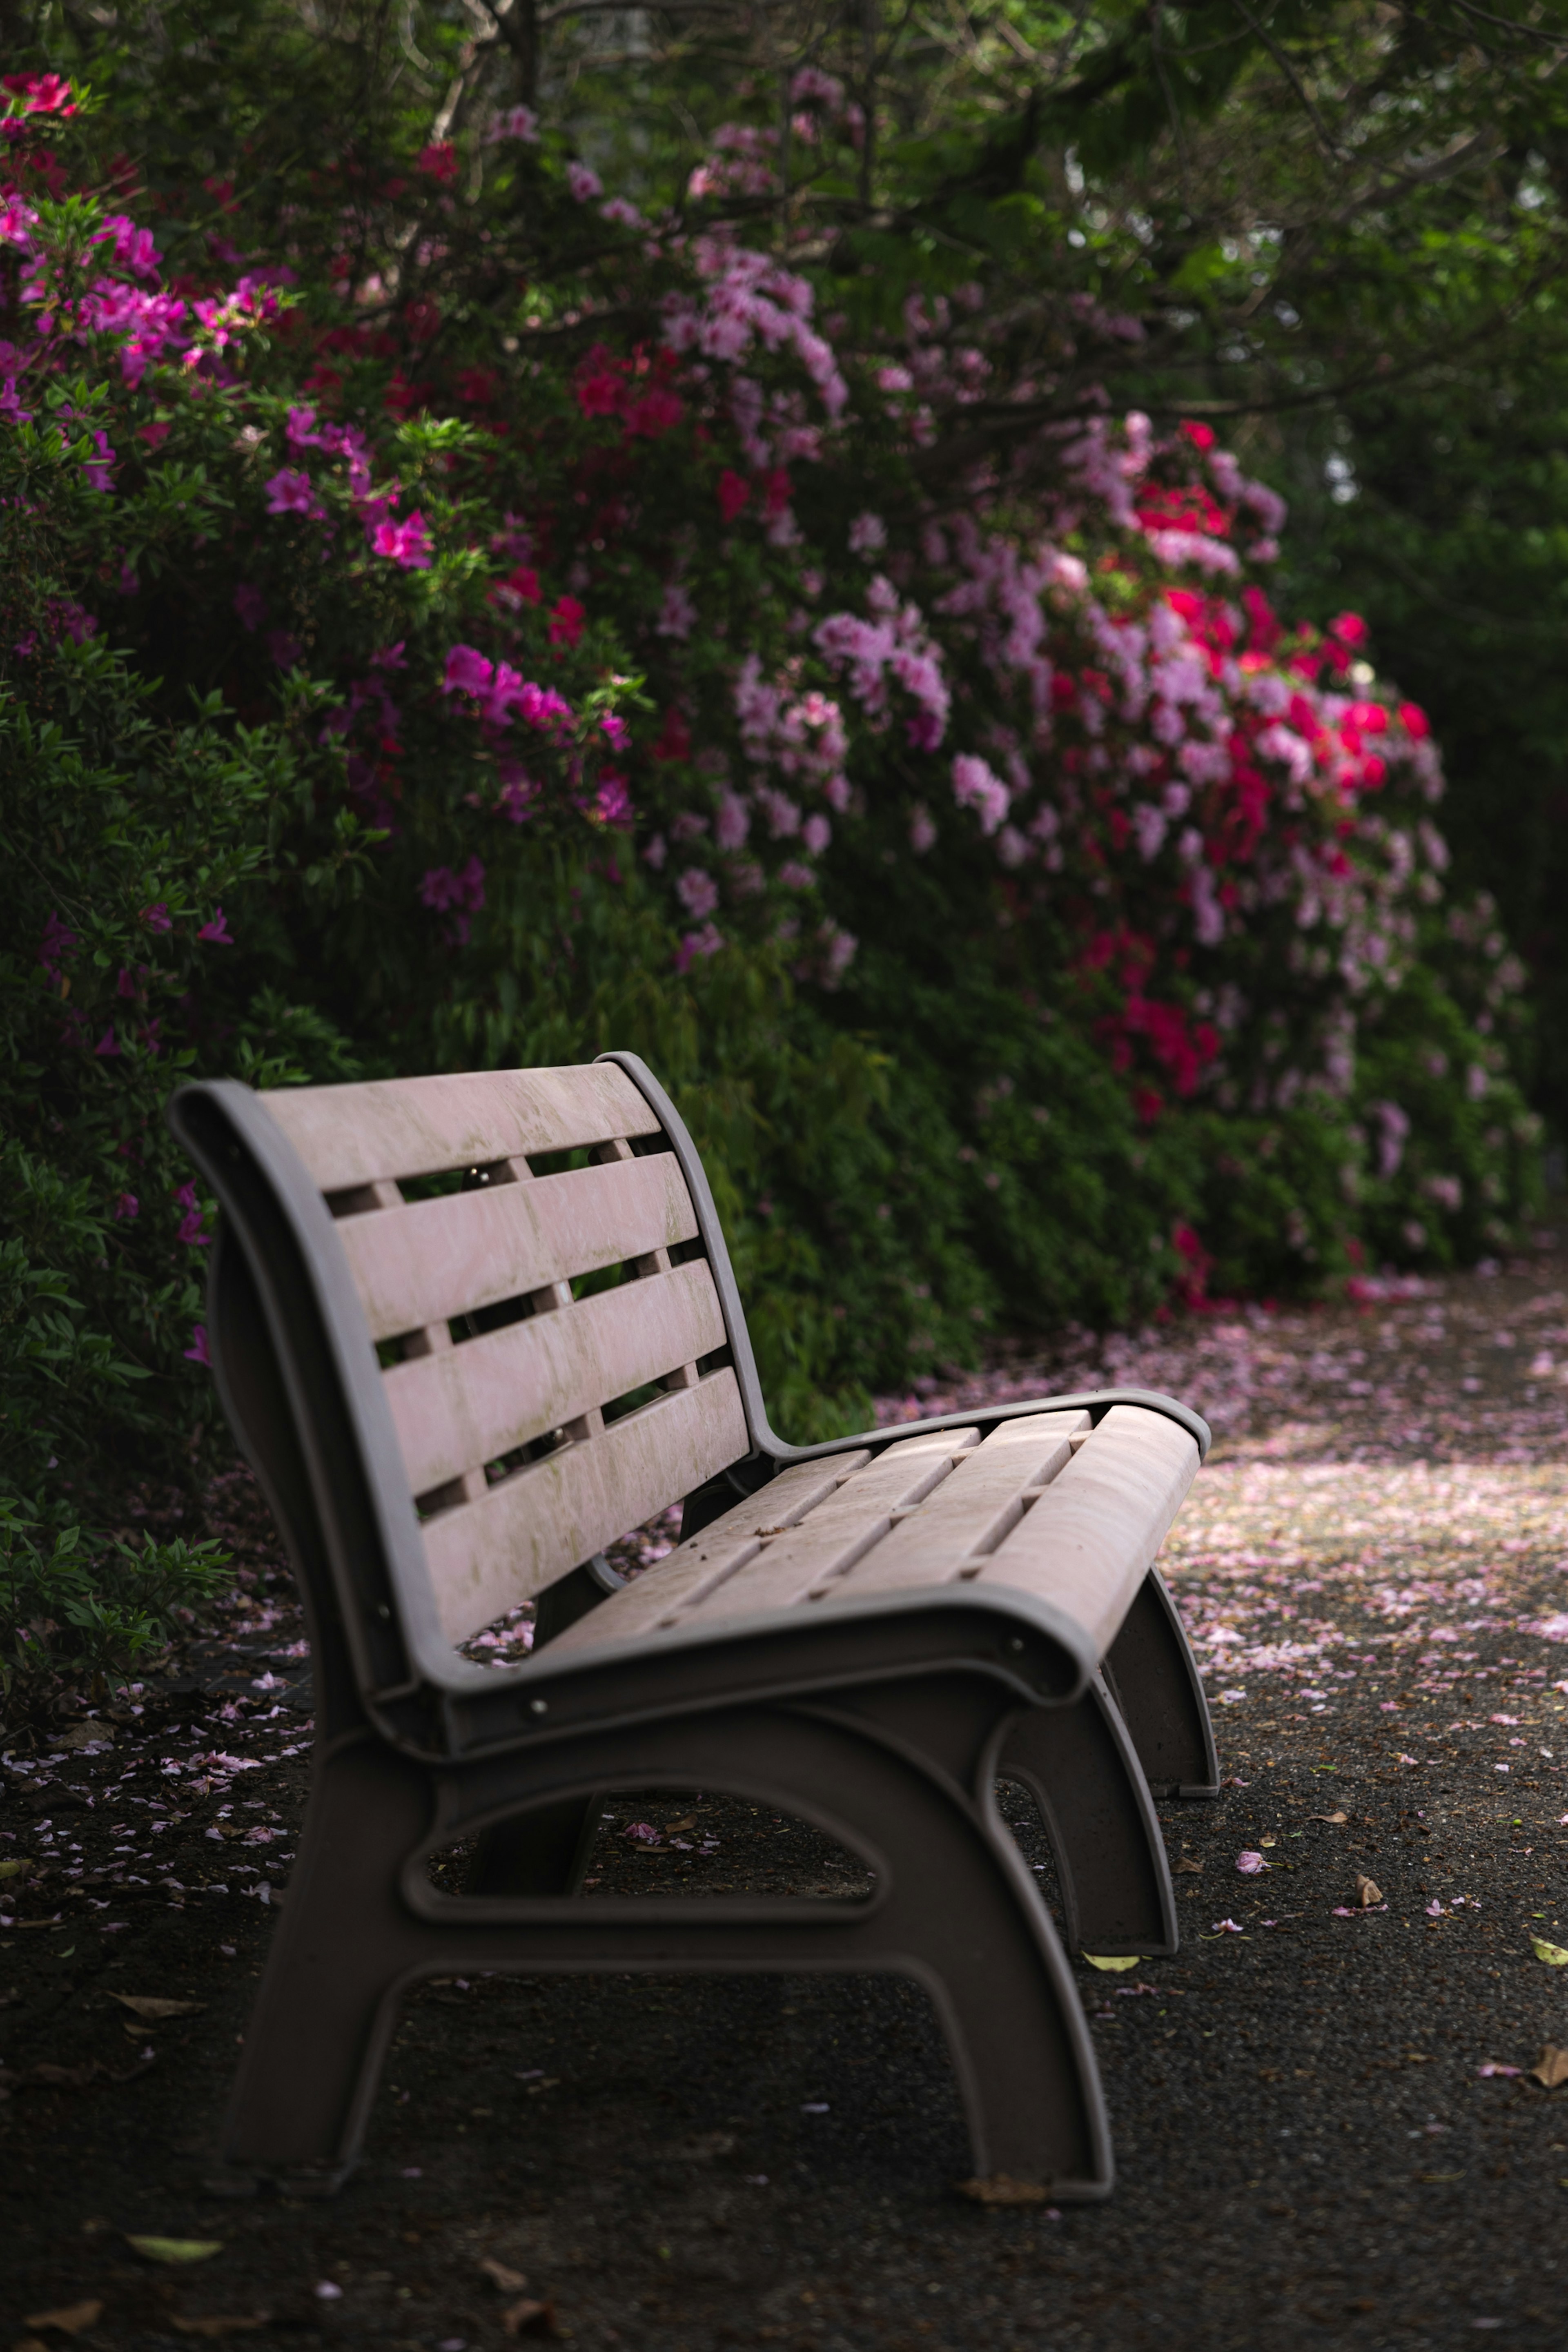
219 1702 1112 2201
1103 1566 1219 1798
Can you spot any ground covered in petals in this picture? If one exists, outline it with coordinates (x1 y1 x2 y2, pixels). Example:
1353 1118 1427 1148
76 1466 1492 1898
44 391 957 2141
6 1246 1568 2348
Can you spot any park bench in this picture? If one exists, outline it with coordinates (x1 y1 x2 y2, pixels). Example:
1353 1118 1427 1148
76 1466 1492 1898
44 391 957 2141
170 1051 1218 2202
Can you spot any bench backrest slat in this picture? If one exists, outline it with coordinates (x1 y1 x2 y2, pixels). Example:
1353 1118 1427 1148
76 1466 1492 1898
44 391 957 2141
336 1156 698 1343
264 1064 660 1190
423 1371 748 1642
253 1062 749 1646
384 1259 726 1498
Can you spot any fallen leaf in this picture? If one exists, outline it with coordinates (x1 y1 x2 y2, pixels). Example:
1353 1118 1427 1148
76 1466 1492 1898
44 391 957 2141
1311 1811 1349 1824
32 2062 105 2088
125 2236 223 2265
664 1816 697 1833
1082 1951 1142 1971
22 2303 102 2336
169 2318 270 2339
957 2174 1054 2206
108 1994 205 2020
1355 1874 1383 1909
0 1856 34 1879
1532 1936 1568 1967
501 2296 556 2336
675 2130 737 2159
1174 1858 1203 1874
49 1723 113 1751
481 2257 529 2293
1531 2044 1568 2089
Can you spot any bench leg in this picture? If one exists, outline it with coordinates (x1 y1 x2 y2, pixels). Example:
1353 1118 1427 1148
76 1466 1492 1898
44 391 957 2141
217 1734 434 2186
998 1675 1178 1959
1103 1565 1219 1798
219 1703 1111 2199
432 1701 1114 2198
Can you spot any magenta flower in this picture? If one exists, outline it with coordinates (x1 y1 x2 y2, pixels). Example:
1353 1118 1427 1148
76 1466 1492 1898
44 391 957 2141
595 773 633 828
38 910 78 978
113 1192 139 1221
443 644 494 697
197 908 233 945
372 510 432 570
94 1027 120 1057
599 713 630 749
184 1324 212 1367
140 902 172 932
419 857 486 915
265 468 325 520
674 922 724 973
234 582 266 632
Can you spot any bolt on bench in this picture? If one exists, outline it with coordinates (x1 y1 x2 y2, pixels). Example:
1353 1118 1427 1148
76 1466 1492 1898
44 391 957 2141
170 1052 1217 2201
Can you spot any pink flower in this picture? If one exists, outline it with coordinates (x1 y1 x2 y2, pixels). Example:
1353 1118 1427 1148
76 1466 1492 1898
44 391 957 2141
94 1027 120 1057
197 908 234 945
1236 1851 1268 1875
487 105 540 145
717 469 751 523
140 902 172 933
372 510 432 569
848 512 886 556
566 160 603 203
674 922 724 973
113 1193 139 1221
264 468 325 520
417 142 458 183
676 868 720 919
599 713 630 749
951 753 1009 837
175 1183 210 1246
233 583 266 632
657 582 697 639
1398 700 1430 741
184 1324 212 1367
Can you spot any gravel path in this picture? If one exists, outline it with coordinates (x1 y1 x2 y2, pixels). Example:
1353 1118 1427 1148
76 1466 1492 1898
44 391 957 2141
5 1242 1568 2348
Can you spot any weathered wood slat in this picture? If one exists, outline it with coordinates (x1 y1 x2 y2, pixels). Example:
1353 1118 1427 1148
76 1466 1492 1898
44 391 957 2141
673 1428 980 1619
262 1063 659 1191
383 1261 727 1495
550 1451 877 1652
333 1156 699 1343
828 1410 1090 1599
976 1405 1200 1654
422 1369 748 1642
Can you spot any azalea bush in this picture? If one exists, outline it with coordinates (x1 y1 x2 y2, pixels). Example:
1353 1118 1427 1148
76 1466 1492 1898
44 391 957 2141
0 54 1541 1685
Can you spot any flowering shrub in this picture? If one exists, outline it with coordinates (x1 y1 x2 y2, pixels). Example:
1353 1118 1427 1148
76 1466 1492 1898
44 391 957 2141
0 64 1540 1681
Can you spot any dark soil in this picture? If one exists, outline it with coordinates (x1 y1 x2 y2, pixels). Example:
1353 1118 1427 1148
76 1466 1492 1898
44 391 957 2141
6 1242 1568 2350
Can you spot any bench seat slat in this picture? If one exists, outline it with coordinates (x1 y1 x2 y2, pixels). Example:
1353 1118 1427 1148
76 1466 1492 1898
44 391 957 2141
336 1156 699 1343
548 1451 877 1650
973 1404 1200 1655
384 1261 727 1495
263 1064 660 1191
646 1429 980 1624
824 1410 1089 1598
423 1368 748 1642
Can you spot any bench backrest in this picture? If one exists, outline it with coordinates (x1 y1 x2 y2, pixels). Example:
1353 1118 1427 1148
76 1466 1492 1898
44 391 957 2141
253 1061 749 1644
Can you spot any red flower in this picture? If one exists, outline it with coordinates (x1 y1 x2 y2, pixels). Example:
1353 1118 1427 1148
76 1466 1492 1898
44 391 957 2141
548 596 585 648
1178 419 1216 452
1398 700 1430 741
1328 611 1368 648
416 142 458 184
577 370 626 419
762 467 793 519
652 707 692 762
717 469 750 523
624 386 683 438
